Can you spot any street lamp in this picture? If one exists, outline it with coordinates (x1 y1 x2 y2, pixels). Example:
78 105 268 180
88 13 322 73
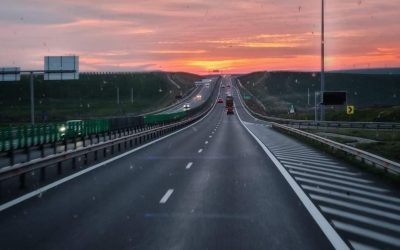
320 0 326 121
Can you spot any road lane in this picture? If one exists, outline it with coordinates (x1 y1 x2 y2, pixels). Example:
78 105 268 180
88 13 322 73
0 77 334 250
233 77 400 249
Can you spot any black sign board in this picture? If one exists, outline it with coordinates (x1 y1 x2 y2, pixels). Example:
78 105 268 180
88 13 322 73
322 91 347 105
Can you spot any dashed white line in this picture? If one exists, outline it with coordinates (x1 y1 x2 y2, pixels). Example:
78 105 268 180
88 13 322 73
160 189 174 204
209 135 212 138
198 148 203 153
205 141 208 144
186 162 193 169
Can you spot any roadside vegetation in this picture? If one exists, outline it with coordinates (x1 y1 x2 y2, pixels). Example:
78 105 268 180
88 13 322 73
304 128 400 163
0 72 201 126
238 71 400 122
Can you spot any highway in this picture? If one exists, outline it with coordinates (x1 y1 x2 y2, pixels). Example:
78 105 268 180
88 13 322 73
0 76 398 249
0 78 214 168
160 77 216 114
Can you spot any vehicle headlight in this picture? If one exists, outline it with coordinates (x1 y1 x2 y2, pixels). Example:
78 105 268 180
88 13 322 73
59 126 66 132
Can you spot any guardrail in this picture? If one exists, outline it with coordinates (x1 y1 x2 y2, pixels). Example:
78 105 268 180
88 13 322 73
0 77 221 193
235 79 400 130
271 122 400 175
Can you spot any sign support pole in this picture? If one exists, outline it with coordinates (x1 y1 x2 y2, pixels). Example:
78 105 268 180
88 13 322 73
30 72 35 125
320 0 325 121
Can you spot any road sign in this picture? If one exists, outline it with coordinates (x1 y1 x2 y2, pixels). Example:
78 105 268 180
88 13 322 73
322 91 347 105
243 96 251 100
347 105 355 115
44 56 79 80
289 104 295 114
0 67 20 81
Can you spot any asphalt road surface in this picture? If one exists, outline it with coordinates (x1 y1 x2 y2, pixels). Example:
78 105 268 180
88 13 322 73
0 76 335 250
161 78 216 114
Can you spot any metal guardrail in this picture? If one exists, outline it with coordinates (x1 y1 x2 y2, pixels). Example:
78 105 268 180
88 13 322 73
271 122 400 175
0 77 221 191
235 79 400 130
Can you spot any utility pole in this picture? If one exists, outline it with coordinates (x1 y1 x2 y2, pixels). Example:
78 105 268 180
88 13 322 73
315 91 319 122
29 72 35 125
117 87 120 104
307 88 310 106
320 0 325 121
131 88 133 104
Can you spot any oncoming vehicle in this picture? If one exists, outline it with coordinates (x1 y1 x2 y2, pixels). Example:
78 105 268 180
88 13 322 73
183 103 191 110
58 120 83 138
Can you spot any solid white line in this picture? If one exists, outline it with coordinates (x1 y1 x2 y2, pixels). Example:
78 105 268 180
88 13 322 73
310 194 400 221
283 161 358 175
302 185 400 212
0 87 220 213
234 90 350 250
333 220 400 247
280 159 347 170
205 141 208 144
198 149 203 153
349 241 379 250
290 170 386 192
296 177 400 204
320 206 400 233
186 162 193 169
285 165 371 183
274 153 335 163
160 189 174 204
277 155 340 165
274 152 324 158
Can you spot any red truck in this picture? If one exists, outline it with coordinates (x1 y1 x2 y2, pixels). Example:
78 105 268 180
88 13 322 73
225 95 234 115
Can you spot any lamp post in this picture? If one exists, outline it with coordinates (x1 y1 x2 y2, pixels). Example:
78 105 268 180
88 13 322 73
320 0 326 121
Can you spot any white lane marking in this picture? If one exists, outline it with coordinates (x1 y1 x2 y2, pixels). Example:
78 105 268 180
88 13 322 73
320 206 400 233
274 152 325 158
277 155 340 165
205 141 208 144
303 185 400 212
234 96 350 250
290 170 386 192
211 131 214 134
280 160 346 170
274 153 335 163
349 241 379 250
310 194 400 221
333 220 400 247
283 162 359 176
160 189 174 204
285 165 371 183
209 135 212 138
198 149 203 153
296 177 400 204
186 162 193 169
0 87 221 213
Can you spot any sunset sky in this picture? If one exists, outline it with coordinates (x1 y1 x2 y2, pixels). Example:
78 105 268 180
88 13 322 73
1 0 399 74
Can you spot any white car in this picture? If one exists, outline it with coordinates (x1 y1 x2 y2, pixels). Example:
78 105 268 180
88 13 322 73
183 103 191 110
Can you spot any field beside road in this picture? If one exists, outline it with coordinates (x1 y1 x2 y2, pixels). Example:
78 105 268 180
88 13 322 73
238 71 400 122
0 72 201 125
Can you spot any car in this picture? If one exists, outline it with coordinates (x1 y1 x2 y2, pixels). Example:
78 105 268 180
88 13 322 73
196 94 202 99
217 98 223 103
183 103 190 110
58 120 83 138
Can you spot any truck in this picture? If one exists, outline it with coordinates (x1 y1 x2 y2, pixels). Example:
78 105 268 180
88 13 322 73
225 95 234 115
